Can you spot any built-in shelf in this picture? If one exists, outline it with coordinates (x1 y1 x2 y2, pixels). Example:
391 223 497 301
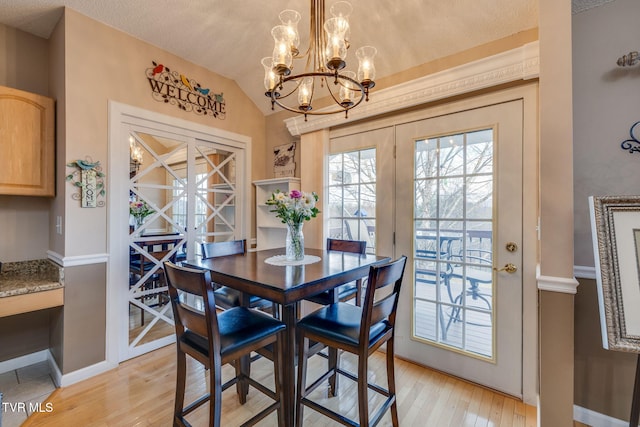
253 177 300 250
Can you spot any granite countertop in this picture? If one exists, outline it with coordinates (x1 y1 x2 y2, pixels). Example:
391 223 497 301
0 259 64 298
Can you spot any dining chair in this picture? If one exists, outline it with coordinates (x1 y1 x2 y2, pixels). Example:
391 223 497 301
129 237 182 325
200 240 278 317
305 238 367 306
164 261 285 427
295 256 407 427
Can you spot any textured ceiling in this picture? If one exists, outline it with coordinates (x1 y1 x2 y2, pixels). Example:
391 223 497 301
0 1 608 115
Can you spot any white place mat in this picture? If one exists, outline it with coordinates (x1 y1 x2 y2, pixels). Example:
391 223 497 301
264 254 321 266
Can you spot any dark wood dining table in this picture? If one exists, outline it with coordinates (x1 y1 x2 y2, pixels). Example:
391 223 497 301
184 247 390 427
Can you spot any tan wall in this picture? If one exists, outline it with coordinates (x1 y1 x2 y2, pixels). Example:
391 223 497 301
0 24 52 263
538 0 575 424
44 8 269 372
60 8 266 257
57 263 106 374
575 278 638 421
572 0 640 267
49 13 66 258
572 0 640 422
0 23 56 363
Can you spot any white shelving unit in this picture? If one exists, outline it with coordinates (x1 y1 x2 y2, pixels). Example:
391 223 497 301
211 183 235 239
253 177 300 250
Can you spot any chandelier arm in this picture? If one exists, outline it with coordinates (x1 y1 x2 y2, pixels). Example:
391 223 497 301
271 72 365 116
273 78 302 100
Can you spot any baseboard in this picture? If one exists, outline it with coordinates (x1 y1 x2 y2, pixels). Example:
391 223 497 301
574 404 635 427
56 359 117 387
0 350 49 374
47 351 62 387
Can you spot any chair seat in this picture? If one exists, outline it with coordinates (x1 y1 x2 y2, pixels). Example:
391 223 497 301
297 302 391 347
304 282 359 306
213 286 272 309
181 307 285 358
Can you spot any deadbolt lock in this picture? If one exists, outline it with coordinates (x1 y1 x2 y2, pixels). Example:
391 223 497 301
505 242 518 252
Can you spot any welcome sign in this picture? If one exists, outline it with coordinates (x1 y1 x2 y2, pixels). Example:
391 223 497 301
146 61 226 119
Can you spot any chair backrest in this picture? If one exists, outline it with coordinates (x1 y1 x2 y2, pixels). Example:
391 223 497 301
131 238 182 277
326 238 366 255
201 239 246 259
360 256 407 345
164 261 221 359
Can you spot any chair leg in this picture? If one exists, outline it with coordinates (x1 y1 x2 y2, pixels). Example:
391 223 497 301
328 347 339 397
210 360 222 427
296 333 310 427
386 339 399 427
234 356 250 404
274 331 285 427
174 350 187 426
357 354 369 427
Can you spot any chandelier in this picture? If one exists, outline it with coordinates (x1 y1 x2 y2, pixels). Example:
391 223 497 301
262 0 376 120
129 135 144 168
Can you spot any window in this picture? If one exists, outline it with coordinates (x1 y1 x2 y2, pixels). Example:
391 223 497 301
327 149 377 253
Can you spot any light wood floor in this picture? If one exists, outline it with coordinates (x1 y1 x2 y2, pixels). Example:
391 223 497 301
23 344 548 427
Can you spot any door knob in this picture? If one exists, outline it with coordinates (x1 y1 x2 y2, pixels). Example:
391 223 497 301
493 263 517 273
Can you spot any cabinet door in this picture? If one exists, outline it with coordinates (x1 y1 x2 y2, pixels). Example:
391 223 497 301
0 86 54 196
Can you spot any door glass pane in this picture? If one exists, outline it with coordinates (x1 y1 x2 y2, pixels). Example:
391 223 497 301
128 132 185 348
326 149 377 254
194 142 237 248
413 129 494 359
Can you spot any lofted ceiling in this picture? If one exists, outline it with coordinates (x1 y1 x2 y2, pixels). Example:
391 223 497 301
0 0 616 116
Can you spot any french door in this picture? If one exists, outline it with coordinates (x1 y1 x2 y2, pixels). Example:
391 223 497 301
394 100 523 397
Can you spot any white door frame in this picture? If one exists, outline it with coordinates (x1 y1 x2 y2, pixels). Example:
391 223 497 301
327 83 538 404
107 101 252 364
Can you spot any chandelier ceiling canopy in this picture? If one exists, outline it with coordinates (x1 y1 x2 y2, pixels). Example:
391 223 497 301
262 0 376 120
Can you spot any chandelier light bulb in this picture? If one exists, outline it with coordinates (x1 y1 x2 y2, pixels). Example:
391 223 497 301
271 25 293 76
356 46 377 84
339 71 356 107
329 1 352 44
261 57 279 96
298 77 314 111
279 10 301 56
324 17 348 70
129 135 144 165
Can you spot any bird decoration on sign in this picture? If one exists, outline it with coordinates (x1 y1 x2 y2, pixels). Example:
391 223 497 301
146 60 226 119
180 74 193 91
152 63 164 76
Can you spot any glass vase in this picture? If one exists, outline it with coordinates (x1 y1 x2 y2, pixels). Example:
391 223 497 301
134 216 144 230
285 222 305 261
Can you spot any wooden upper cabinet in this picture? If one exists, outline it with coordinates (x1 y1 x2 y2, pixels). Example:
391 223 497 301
0 85 55 196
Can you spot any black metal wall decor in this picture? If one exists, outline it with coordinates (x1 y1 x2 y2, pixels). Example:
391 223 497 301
621 121 640 154
146 61 226 119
